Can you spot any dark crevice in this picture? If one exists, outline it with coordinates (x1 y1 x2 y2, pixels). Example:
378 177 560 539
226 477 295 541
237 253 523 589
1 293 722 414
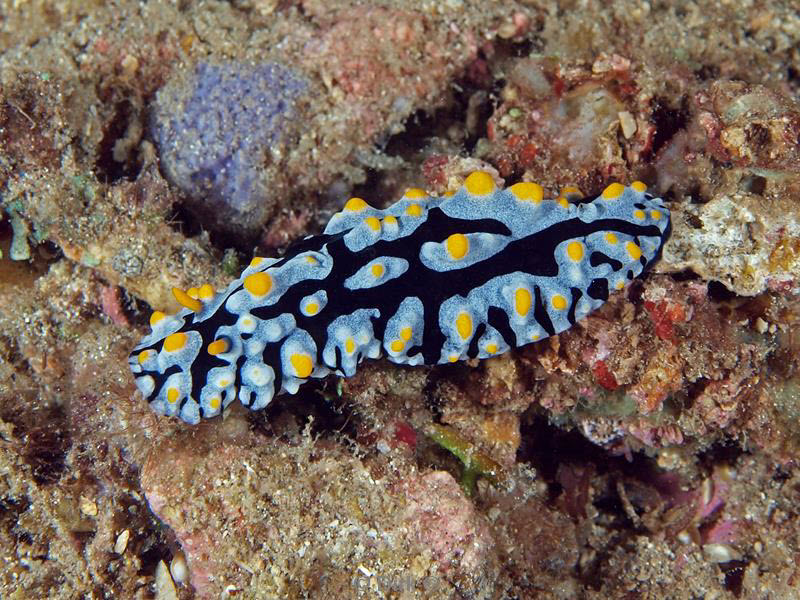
720 559 748 597
136 539 173 578
381 38 528 163
164 201 203 239
649 96 690 158
696 440 747 472
683 377 711 410
94 100 143 184
787 66 800 87
253 378 360 442
738 173 767 195
381 83 501 161
686 183 711 205
694 64 721 81
517 412 698 589
518 413 652 493
0 404 71 486
707 280 738 302
671 269 703 282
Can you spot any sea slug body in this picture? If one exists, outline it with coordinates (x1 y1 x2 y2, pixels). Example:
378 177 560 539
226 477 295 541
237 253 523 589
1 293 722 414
129 173 671 424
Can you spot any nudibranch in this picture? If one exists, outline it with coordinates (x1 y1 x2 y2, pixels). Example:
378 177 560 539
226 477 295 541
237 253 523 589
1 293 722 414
129 173 670 424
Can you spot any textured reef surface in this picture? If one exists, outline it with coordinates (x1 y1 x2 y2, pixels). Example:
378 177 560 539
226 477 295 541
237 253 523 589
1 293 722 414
2 1 800 598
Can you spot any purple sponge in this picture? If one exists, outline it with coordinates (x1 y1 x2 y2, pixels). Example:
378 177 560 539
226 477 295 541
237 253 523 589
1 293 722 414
152 62 307 233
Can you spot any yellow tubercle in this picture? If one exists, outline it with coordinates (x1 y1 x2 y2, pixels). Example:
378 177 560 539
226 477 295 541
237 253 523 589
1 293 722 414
405 203 423 217
456 312 473 340
626 242 642 260
510 182 543 203
446 233 469 260
172 287 203 312
344 197 368 212
602 182 625 200
551 294 567 311
404 187 427 199
207 338 230 355
163 332 188 352
290 353 313 378
197 284 214 300
150 311 167 327
631 181 647 192
464 171 496 196
515 288 531 317
243 272 272 297
567 241 584 262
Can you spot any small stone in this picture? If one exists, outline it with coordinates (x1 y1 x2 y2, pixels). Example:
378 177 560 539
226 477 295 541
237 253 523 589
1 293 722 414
618 111 637 139
80 496 98 517
701 477 714 507
754 317 768 333
114 529 130 554
155 560 178 600
497 21 519 39
222 585 242 599
169 551 189 584
120 54 139 79
9 211 31 261
703 543 741 563
253 0 278 16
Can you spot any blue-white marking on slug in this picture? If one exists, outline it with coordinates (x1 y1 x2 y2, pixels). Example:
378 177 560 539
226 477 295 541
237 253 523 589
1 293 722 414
129 173 670 424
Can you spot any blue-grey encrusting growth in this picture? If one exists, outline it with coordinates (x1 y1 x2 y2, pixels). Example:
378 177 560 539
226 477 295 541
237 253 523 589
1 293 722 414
130 173 671 424
151 62 307 232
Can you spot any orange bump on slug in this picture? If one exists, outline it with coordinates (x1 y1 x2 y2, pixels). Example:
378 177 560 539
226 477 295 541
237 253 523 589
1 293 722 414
173 287 203 312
